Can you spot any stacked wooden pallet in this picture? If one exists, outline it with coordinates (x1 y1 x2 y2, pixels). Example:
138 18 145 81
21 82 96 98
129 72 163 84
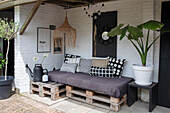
66 85 127 112
30 81 66 100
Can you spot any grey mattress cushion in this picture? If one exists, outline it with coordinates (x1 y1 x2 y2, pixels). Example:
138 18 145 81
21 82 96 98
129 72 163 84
48 70 133 98
79 58 92 74
60 63 77 73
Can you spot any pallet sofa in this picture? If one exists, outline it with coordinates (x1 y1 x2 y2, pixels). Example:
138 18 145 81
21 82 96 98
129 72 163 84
48 70 133 112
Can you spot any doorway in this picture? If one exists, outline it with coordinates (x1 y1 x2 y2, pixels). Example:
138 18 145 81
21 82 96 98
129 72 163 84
158 1 170 108
0 8 14 76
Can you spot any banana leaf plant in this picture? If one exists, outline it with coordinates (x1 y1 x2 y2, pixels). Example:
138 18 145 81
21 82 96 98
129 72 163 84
0 18 19 80
108 20 169 66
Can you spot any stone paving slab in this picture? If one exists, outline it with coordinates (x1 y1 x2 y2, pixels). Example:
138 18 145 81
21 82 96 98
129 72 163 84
22 93 68 106
1 94 170 113
0 94 63 113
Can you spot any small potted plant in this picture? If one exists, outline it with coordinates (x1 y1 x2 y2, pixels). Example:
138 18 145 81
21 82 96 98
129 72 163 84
108 20 168 86
0 18 19 99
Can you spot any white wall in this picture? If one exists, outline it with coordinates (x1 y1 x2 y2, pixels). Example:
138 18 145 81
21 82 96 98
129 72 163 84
14 0 169 93
15 4 65 93
67 0 155 79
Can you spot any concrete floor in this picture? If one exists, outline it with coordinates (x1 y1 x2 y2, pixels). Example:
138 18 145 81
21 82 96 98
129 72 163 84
22 93 170 113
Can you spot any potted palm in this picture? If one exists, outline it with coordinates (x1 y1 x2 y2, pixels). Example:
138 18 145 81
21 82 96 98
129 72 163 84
108 20 168 86
0 18 19 99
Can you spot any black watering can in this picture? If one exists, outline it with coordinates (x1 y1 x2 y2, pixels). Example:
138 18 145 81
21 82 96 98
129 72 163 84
25 64 48 82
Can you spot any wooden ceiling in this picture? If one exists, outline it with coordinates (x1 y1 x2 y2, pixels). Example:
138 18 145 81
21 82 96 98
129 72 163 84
45 0 117 8
0 0 117 35
0 0 117 10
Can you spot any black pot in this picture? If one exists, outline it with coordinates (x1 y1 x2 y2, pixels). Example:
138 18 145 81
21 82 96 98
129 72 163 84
0 76 14 100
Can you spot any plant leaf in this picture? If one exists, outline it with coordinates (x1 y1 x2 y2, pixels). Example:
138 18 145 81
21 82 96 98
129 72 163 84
127 34 132 40
107 24 124 37
120 25 129 40
128 26 143 40
137 20 164 31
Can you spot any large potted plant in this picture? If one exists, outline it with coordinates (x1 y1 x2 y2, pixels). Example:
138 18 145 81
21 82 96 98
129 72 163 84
0 18 19 99
108 20 168 86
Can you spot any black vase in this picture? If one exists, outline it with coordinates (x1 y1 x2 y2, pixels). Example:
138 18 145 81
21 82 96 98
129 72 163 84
33 64 43 82
0 76 14 100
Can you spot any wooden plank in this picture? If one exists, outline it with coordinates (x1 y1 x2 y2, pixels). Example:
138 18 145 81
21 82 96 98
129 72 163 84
0 0 43 10
86 90 94 97
70 90 86 97
110 104 120 112
60 0 91 4
19 0 43 35
65 85 126 112
110 97 120 103
70 96 86 103
66 85 73 91
91 95 110 103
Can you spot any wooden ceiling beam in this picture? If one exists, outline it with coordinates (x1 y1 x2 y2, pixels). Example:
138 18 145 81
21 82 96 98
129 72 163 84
46 0 117 8
59 0 91 4
92 0 117 4
46 0 75 6
0 0 46 10
46 0 86 8
20 0 43 35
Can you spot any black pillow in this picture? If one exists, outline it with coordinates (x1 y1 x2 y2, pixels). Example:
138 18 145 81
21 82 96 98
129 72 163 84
107 57 126 77
64 54 81 63
90 66 120 78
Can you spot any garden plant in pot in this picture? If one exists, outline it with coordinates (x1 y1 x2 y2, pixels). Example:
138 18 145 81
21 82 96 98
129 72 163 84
108 20 168 86
0 18 19 99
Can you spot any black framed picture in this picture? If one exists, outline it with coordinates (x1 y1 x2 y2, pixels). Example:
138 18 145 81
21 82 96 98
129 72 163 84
37 27 51 53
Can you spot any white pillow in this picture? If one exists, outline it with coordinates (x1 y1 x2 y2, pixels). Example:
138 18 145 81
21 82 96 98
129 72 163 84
67 58 81 72
60 63 77 73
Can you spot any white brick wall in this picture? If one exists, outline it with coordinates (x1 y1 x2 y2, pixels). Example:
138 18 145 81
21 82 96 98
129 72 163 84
14 4 65 93
67 0 155 79
14 0 170 93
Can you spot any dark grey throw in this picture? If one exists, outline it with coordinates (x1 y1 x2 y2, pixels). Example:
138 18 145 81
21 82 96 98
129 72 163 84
48 70 133 98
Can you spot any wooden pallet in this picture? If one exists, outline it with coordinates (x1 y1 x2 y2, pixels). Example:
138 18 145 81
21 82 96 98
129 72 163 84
30 81 66 100
66 85 127 112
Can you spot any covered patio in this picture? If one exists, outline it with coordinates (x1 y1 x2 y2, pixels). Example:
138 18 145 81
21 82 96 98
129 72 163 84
0 0 170 113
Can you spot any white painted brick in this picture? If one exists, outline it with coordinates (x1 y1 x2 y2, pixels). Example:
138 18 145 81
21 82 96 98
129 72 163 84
14 0 170 94
14 4 65 93
67 0 155 79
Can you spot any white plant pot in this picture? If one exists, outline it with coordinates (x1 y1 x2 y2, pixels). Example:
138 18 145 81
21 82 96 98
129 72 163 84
133 64 153 86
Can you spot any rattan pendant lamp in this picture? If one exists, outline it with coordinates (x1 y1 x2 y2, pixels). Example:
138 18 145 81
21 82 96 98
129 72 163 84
54 10 76 48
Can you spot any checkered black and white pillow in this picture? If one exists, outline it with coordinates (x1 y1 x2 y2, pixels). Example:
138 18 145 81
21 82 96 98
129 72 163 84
64 54 81 72
90 66 121 78
107 57 126 77
64 54 81 63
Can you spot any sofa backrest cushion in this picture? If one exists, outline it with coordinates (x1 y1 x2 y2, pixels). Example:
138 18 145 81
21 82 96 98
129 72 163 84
60 63 77 73
64 54 81 72
64 54 80 63
107 57 126 76
90 66 121 78
92 59 109 68
79 58 92 74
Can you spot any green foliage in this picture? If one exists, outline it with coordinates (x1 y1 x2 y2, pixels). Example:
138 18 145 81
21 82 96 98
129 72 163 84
0 18 19 79
0 53 5 69
108 20 169 66
0 18 19 40
137 20 164 31
107 24 124 37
